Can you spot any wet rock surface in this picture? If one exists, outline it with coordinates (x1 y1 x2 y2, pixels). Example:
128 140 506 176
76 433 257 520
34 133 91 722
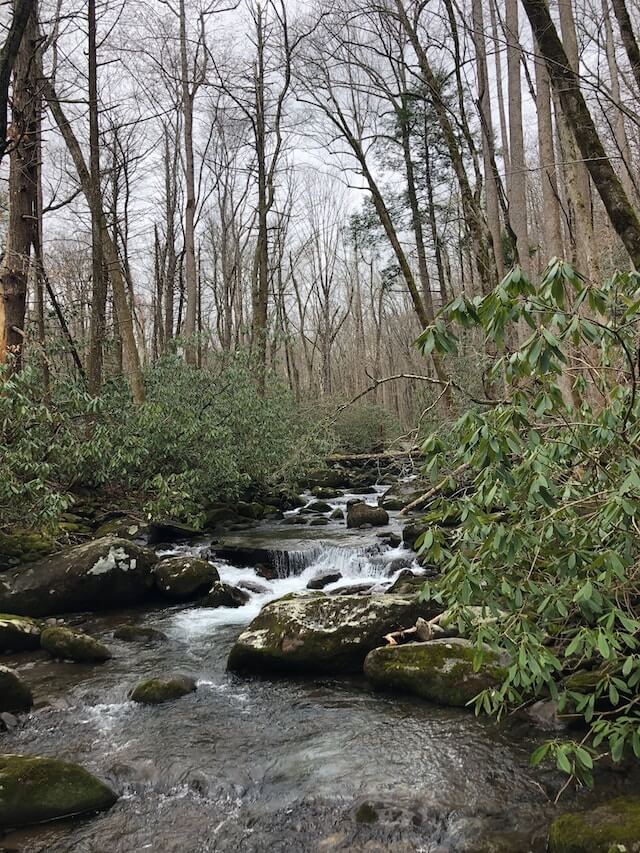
0 665 33 712
40 627 112 663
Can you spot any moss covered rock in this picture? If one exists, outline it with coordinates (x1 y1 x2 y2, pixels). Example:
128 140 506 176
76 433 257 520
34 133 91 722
0 537 157 616
0 754 117 827
311 487 341 499
346 502 389 529
199 581 249 608
228 593 440 674
363 639 507 707
40 627 111 663
129 674 197 705
0 666 33 712
0 613 41 652
402 522 427 551
0 530 55 571
153 556 219 601
548 796 640 853
93 517 148 540
113 625 167 643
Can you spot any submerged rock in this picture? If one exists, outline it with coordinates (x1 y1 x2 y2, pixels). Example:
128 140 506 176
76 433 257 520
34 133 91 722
228 593 439 674
0 666 33 712
347 503 389 529
199 581 250 608
0 613 41 652
130 674 197 705
40 627 111 663
364 639 507 707
153 556 219 601
0 754 117 828
548 796 640 852
113 625 167 643
0 537 157 616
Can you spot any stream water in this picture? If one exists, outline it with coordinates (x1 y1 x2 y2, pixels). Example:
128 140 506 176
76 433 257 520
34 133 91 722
0 487 631 851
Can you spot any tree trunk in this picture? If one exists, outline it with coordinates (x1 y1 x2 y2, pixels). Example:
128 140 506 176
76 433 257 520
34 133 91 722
520 0 640 268
0 0 37 369
180 0 198 365
534 30 563 260
43 79 146 402
611 0 640 95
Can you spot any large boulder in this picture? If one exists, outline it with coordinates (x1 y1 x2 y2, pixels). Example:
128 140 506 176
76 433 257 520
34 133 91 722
40 627 111 663
346 502 389 529
153 556 219 601
0 666 33 712
0 537 157 616
146 520 200 544
0 754 117 828
548 796 640 852
364 638 507 707
228 593 439 674
0 614 41 652
129 674 197 705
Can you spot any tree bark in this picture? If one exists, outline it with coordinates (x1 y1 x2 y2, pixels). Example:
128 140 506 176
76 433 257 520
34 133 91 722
520 0 640 269
0 0 37 369
611 0 640 95
0 0 34 165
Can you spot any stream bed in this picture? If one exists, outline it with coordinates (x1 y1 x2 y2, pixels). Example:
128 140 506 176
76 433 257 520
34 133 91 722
0 488 633 851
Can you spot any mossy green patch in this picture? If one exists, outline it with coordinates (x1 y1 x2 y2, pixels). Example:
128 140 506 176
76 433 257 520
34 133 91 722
153 556 219 601
548 797 640 853
0 754 117 827
129 675 197 704
363 639 507 707
40 627 111 663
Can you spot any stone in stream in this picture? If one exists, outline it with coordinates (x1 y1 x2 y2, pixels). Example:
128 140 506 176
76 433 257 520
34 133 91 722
306 500 333 514
227 593 440 674
0 754 117 828
0 665 33 712
309 517 330 527
548 795 640 852
363 639 507 708
113 625 168 643
153 555 219 601
402 521 427 551
130 674 197 705
306 571 342 590
199 581 250 608
330 508 344 520
0 613 42 652
386 570 425 595
146 519 201 544
311 487 342 499
346 502 389 529
237 579 271 595
40 626 112 663
0 537 157 616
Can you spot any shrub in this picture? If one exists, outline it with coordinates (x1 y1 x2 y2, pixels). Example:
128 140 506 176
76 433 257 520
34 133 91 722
416 261 640 790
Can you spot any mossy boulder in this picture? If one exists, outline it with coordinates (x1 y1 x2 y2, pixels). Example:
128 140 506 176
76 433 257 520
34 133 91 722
0 613 41 652
363 639 507 707
153 556 219 601
0 666 33 712
40 627 111 663
129 674 197 705
346 502 389 529
199 581 249 608
311 487 341 499
0 537 157 616
228 593 440 674
306 500 333 514
113 625 167 643
147 520 201 544
548 796 640 852
93 517 148 540
0 754 117 828
0 530 55 571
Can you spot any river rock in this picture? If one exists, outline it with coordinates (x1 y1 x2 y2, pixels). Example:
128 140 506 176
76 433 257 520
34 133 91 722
0 537 157 616
330 508 344 520
228 593 439 674
40 627 111 663
307 500 333 514
237 579 270 595
113 625 168 643
147 519 201 544
548 795 640 852
0 754 117 828
309 517 330 526
402 522 427 551
0 666 33 712
0 614 41 652
153 556 219 601
306 571 342 590
130 674 197 705
347 503 389 529
364 639 507 707
199 581 250 608
311 487 341 499
386 571 425 595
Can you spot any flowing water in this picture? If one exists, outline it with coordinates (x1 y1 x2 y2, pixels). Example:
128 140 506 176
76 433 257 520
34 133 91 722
0 488 632 851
